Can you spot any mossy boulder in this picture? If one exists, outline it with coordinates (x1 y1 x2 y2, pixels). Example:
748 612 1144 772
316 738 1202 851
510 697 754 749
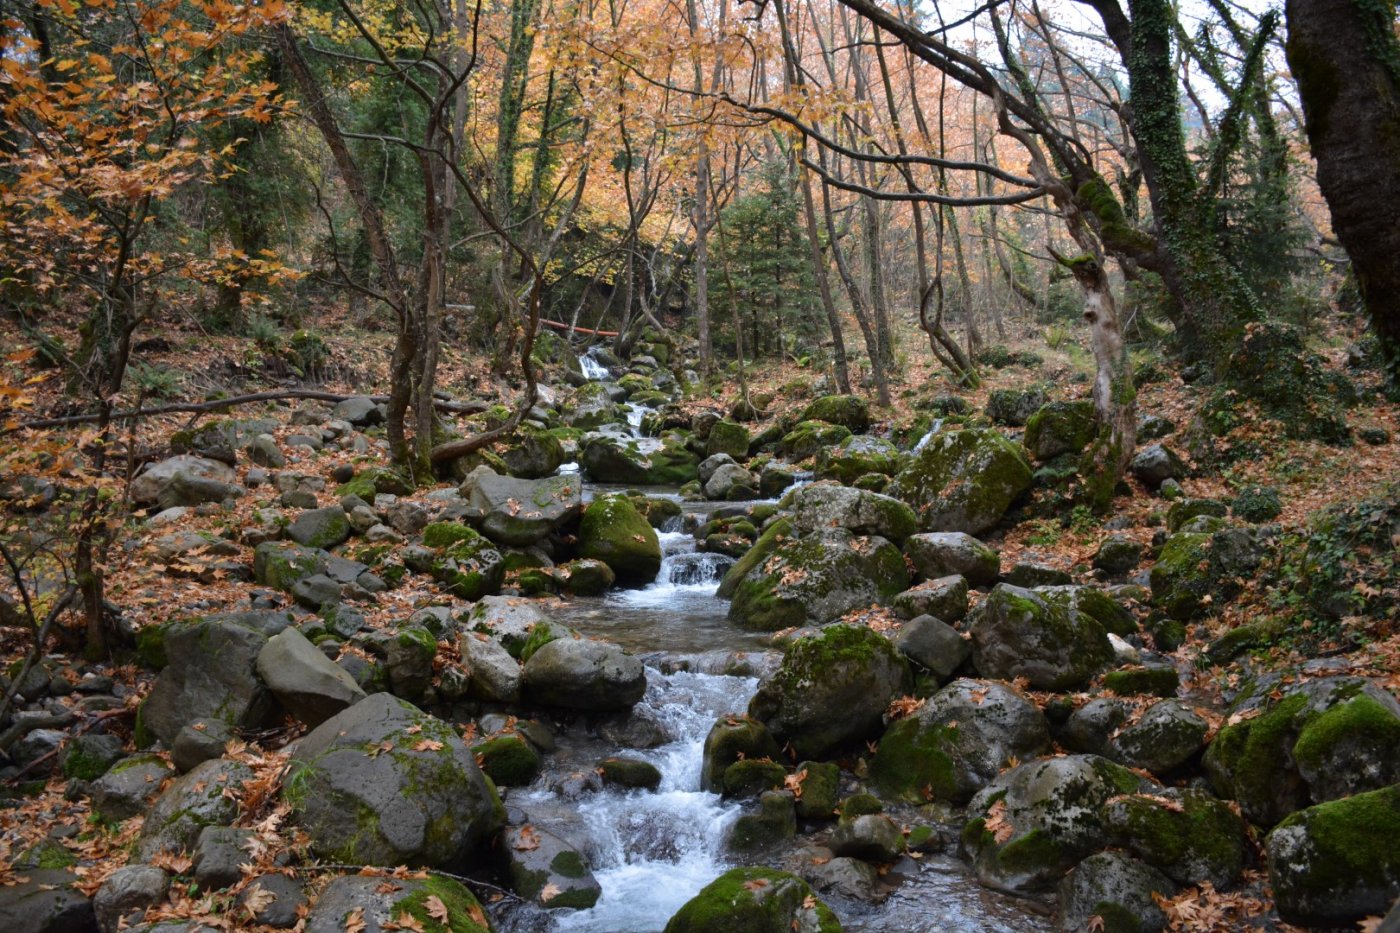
471 734 542 787
904 532 1000 586
726 529 908 631
1104 787 1247 887
598 756 662 790
962 755 1155 894
747 624 911 760
801 394 870 433
717 518 793 600
1149 526 1262 621
786 483 918 544
138 758 253 859
814 435 902 484
1203 676 1400 827
722 759 788 798
335 465 413 500
793 761 841 820
253 541 327 592
286 693 504 868
829 813 905 862
520 636 647 711
1058 851 1176 933
555 558 616 596
891 574 970 622
303 874 491 933
985 387 1047 427
502 823 602 909
969 584 1114 690
887 428 1033 535
871 678 1050 805
424 524 507 601
1102 667 1180 698
563 381 622 429
708 420 751 460
728 791 798 851
577 494 662 585
777 421 852 462
1165 497 1228 533
498 428 566 479
1266 784 1400 926
1023 400 1097 461
701 716 784 793
663 866 842 933
1035 585 1138 637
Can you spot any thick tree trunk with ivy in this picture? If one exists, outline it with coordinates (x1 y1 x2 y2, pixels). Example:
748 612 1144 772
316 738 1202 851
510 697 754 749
1286 0 1400 388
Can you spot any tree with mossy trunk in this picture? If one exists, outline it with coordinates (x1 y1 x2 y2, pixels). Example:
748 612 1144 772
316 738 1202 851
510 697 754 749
1285 0 1400 391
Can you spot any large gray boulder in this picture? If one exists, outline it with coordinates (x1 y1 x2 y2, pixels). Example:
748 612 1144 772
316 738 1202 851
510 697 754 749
963 754 1156 893
0 869 97 933
887 428 1032 535
257 628 367 727
286 507 351 550
563 382 622 429
459 629 522 703
727 528 908 631
814 435 902 484
1058 852 1174 933
304 875 491 933
131 456 236 505
904 532 1000 585
748 624 910 759
969 584 1114 689
139 612 292 747
468 472 583 546
286 694 504 868
521 637 646 711
90 755 174 820
871 678 1050 804
786 483 918 543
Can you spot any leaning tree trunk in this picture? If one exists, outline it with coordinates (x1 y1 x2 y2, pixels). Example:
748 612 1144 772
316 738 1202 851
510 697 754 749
1286 0 1400 388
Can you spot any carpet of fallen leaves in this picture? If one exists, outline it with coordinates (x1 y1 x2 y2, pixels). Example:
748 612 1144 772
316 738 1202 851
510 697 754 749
2 311 1398 932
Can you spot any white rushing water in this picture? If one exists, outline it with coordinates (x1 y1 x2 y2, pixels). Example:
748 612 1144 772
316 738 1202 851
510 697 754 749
612 531 734 611
523 669 759 932
578 350 611 381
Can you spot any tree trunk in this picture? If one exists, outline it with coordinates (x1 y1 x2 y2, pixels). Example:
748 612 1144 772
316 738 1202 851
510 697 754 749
1286 0 1400 387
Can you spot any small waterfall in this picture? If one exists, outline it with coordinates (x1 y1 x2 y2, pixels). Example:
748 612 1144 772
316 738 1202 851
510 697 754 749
613 531 732 610
579 350 611 381
544 669 759 932
912 417 946 452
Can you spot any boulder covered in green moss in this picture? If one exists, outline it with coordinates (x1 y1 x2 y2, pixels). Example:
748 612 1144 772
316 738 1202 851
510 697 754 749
423 523 507 601
563 381 622 429
717 518 793 600
961 754 1155 893
1058 851 1176 933
502 823 602 909
747 624 910 759
1109 700 1207 776
1104 787 1247 887
969 584 1114 690
707 420 751 460
1203 676 1400 827
577 494 662 585
887 428 1033 535
871 678 1050 805
1266 784 1400 926
701 715 784 793
467 473 583 547
303 874 492 933
286 693 504 869
1149 524 1263 621
786 483 918 544
726 529 907 630
814 435 902 484
801 394 870 433
554 558 616 596
663 866 842 933
499 427 567 479
985 387 1047 427
253 542 327 592
471 733 542 787
777 421 852 462
1023 400 1097 461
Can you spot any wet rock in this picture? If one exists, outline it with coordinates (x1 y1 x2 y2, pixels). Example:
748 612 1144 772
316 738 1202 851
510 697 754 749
829 814 905 862
192 826 254 890
286 694 504 868
728 791 798 851
871 678 1050 805
1058 852 1174 933
502 824 602 909
236 874 306 928
904 531 999 586
969 584 1113 690
598 756 662 790
748 624 910 759
701 716 784 793
521 637 646 711
468 473 583 547
887 428 1033 535
663 866 840 932
472 733 541 787
304 875 490 933
0 868 96 932
577 495 661 585
806 856 882 902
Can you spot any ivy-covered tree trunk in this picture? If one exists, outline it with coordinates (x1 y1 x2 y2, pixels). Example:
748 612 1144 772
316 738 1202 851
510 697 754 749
1286 0 1400 388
